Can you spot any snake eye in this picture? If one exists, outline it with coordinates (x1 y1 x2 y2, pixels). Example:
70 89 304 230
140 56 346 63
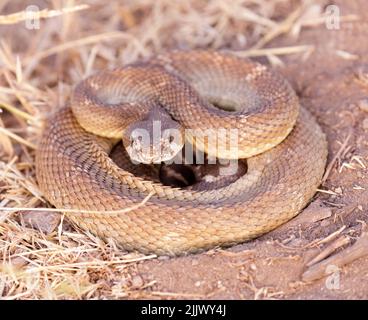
169 135 174 143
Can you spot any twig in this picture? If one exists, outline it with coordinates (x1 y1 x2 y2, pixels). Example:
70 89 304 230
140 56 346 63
300 14 359 27
0 101 37 123
313 226 346 247
322 131 352 183
251 6 303 49
0 126 36 149
306 235 350 267
302 232 368 282
0 191 154 215
0 5 89 25
23 32 138 65
229 45 314 58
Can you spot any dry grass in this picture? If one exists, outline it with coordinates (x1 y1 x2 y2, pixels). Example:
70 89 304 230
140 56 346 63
0 0 335 299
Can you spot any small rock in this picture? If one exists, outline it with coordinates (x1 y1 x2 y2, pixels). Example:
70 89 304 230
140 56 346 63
320 219 331 227
334 187 343 194
194 281 201 287
355 65 368 85
217 280 224 289
158 255 170 261
287 237 305 247
10 256 29 268
21 210 61 234
131 275 144 288
191 259 199 266
358 98 368 112
363 118 368 131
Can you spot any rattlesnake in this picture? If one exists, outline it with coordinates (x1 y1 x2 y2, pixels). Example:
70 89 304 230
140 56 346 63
36 50 328 255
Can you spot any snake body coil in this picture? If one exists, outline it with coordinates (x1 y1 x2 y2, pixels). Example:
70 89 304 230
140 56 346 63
36 51 328 255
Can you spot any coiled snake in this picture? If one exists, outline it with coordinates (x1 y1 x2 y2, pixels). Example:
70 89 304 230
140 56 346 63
36 50 328 256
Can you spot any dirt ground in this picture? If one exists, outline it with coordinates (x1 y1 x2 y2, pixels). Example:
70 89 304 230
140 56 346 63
138 1 368 299
1 0 368 299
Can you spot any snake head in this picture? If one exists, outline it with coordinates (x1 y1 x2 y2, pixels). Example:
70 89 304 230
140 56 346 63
122 107 184 164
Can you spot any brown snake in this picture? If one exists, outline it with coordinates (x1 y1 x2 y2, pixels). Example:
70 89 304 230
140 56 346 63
36 50 328 256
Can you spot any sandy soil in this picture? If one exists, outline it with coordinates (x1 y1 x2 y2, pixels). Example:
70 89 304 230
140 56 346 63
134 0 368 299
1 0 368 299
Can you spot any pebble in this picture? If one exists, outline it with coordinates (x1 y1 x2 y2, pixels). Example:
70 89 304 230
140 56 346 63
358 98 368 112
320 219 330 227
334 187 343 194
10 256 29 268
363 118 368 131
191 259 199 266
194 281 201 287
131 275 144 288
21 210 61 234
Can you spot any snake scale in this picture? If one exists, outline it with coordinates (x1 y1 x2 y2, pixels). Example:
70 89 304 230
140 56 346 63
36 50 328 256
